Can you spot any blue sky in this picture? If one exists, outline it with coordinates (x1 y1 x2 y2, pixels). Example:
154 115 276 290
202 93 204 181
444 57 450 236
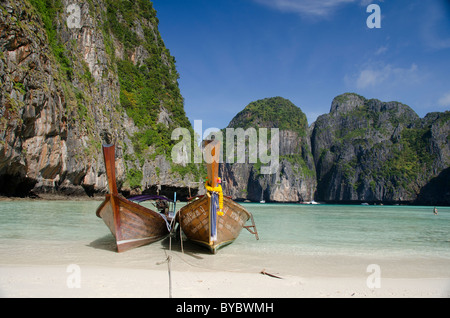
152 0 450 130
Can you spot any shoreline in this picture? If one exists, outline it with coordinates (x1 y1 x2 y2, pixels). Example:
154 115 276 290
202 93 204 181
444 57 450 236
1 195 449 207
0 194 104 202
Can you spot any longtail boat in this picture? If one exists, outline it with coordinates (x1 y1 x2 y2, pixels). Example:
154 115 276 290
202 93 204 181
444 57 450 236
96 144 173 253
178 140 259 254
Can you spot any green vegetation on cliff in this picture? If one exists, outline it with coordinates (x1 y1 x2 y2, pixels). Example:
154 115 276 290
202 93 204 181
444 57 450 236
225 96 315 179
28 0 73 79
101 0 200 188
228 97 308 137
312 93 449 203
3 2 448 202
381 126 435 183
25 0 200 192
102 0 190 146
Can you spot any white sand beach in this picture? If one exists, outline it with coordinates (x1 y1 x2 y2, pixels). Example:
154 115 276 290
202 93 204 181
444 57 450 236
1 239 449 298
1 265 449 298
1 200 449 299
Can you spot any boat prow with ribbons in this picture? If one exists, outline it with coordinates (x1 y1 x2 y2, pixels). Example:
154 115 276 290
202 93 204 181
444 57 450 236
178 140 259 254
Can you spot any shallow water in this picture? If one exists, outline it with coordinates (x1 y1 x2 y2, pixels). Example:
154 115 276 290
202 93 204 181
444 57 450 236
0 200 449 277
1 200 449 257
230 203 450 258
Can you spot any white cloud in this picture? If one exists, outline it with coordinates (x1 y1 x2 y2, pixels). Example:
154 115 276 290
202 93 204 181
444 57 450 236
374 45 388 55
252 0 362 17
355 63 419 89
356 68 387 89
438 92 450 107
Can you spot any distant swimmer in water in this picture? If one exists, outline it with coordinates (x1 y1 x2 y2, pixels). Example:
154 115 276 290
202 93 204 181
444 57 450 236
433 207 438 215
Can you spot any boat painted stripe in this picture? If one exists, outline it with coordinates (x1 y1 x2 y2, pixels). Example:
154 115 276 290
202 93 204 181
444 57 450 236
117 237 160 245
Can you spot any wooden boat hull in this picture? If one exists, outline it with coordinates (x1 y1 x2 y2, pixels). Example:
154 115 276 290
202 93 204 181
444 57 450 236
95 144 170 253
96 194 170 253
178 195 251 254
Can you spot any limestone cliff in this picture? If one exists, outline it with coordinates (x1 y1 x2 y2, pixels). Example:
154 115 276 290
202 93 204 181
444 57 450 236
1 1 448 205
0 0 200 198
219 94 449 205
311 93 450 204
220 97 316 203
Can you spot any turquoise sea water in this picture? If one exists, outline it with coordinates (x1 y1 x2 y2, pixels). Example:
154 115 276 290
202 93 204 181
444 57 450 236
232 203 450 259
0 200 449 261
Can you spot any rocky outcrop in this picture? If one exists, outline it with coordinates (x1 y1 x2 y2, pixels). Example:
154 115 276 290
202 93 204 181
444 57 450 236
1 2 448 205
311 93 450 204
220 97 316 203
0 0 199 198
220 93 449 205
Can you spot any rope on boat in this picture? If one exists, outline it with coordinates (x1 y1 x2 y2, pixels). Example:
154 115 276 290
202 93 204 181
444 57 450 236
157 190 262 297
